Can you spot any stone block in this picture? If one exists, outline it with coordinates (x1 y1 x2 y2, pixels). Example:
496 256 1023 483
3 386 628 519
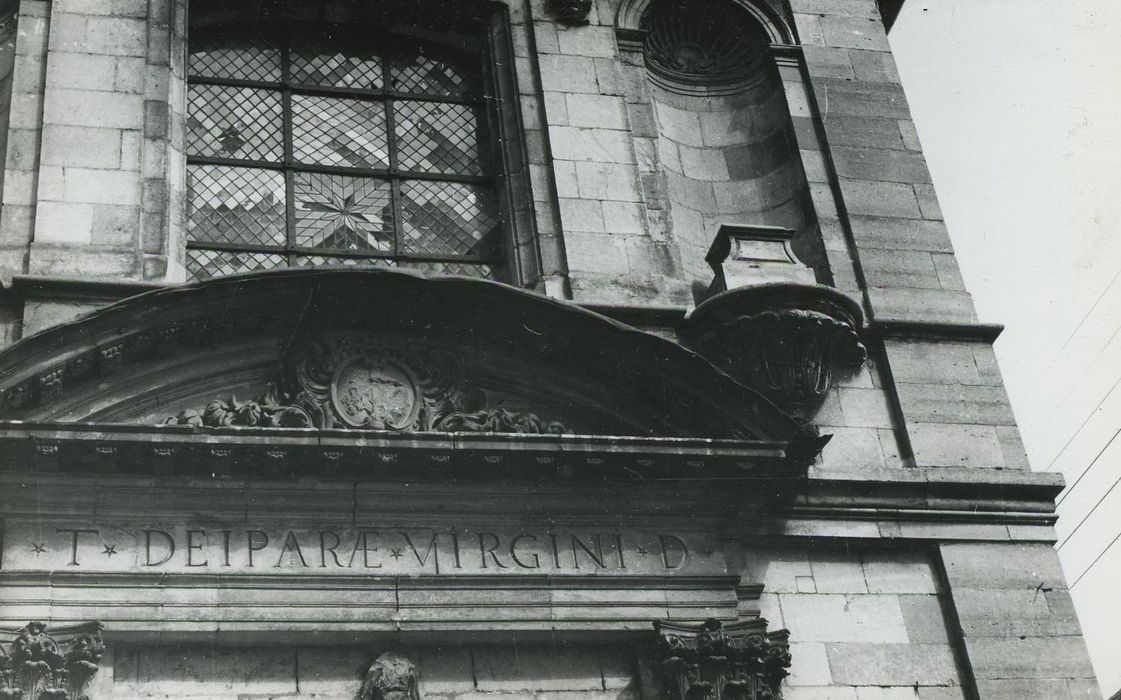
862 551 937 594
654 102 705 147
837 387 894 429
825 115 907 150
914 183 942 219
548 126 634 163
115 55 147 93
793 13 826 45
44 88 144 129
866 286 977 323
601 201 645 235
45 51 116 91
294 646 369 697
813 78 910 119
780 594 909 643
848 216 953 252
801 45 855 79
56 0 148 16
543 91 569 125
5 128 41 171
808 552 868 594
40 125 122 168
855 689 925 700
860 248 940 289
566 93 628 130
538 54 598 93
578 163 641 205
908 423 1005 468
952 587 1083 639
939 543 1068 591
788 0 881 19
839 179 921 218
34 201 93 242
679 144 730 181
473 646 605 691
21 299 102 335
915 688 967 700
973 680 1080 700
964 638 1096 681
666 171 716 211
825 643 958 686
898 595 950 644
819 427 887 469
832 146 932 184
786 642 832 686
819 16 891 51
112 645 297 697
883 341 985 386
931 253 965 290
556 25 616 58
564 230 628 274
895 383 1016 426
898 120 922 150
559 198 606 233
850 49 901 83
552 160 578 198
417 647 475 693
740 550 812 593
532 21 560 54
26 242 139 277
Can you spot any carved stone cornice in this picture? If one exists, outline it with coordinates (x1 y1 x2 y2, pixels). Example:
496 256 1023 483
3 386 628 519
654 618 790 700
683 284 866 421
0 621 103 700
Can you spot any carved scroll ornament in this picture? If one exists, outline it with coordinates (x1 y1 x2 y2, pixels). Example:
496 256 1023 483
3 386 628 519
165 335 568 435
0 621 104 700
360 652 419 700
655 618 790 700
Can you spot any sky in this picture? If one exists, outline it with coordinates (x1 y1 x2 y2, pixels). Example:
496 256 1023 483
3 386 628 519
889 1 1121 694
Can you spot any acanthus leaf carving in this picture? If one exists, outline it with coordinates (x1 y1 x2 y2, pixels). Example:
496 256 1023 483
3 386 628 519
165 335 570 436
654 618 790 700
0 621 104 700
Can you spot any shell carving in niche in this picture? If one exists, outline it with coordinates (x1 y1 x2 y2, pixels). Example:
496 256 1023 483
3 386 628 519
641 0 770 93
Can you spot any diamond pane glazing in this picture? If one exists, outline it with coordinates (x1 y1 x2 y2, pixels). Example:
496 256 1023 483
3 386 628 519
187 249 286 281
291 95 389 169
291 34 383 89
406 261 499 280
294 172 394 252
395 101 485 175
188 165 287 246
399 180 500 257
294 255 397 268
188 84 283 161
190 34 281 82
390 49 477 98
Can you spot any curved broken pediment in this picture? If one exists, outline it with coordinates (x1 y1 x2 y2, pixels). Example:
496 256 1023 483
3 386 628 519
0 269 806 445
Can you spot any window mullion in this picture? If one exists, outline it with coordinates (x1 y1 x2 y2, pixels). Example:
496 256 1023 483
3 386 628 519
277 36 296 266
382 55 404 259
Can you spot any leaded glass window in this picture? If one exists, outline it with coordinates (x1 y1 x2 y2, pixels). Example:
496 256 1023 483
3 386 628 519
185 14 505 281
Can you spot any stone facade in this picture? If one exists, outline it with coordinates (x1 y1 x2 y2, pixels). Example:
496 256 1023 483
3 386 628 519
0 0 1102 698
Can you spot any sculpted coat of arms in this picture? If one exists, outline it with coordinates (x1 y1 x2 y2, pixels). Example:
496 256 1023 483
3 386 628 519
166 334 567 435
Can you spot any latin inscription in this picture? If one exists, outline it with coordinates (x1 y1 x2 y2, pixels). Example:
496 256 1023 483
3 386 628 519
6 526 719 576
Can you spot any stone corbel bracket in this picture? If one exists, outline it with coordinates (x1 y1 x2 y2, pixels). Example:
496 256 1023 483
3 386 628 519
360 652 419 700
683 283 867 422
545 0 592 26
654 618 791 700
0 621 104 700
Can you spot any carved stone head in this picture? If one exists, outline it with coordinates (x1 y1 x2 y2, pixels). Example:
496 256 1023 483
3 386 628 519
360 652 419 700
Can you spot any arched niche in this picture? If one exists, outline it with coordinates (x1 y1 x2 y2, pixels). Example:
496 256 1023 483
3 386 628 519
615 0 824 291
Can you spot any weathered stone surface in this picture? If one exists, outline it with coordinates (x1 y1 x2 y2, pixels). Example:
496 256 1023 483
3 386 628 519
825 643 958 686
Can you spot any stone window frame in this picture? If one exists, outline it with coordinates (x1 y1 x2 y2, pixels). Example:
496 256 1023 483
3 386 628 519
171 0 541 287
